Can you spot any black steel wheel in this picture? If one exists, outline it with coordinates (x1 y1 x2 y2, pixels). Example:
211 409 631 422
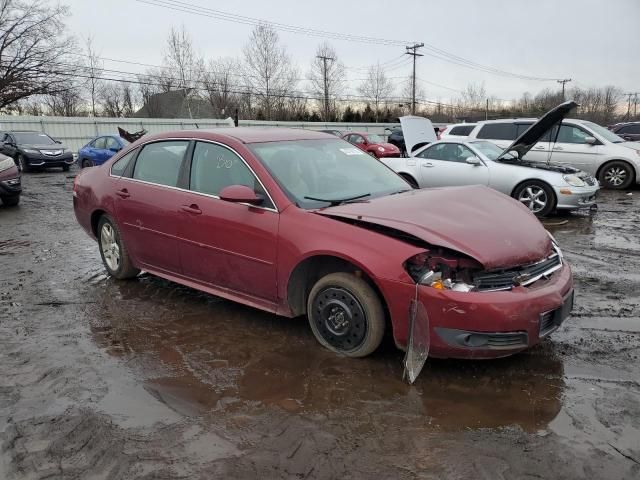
307 272 385 357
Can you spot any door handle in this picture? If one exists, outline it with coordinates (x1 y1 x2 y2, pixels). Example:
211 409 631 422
115 188 130 198
422 162 434 167
181 204 202 215
553 146 564 151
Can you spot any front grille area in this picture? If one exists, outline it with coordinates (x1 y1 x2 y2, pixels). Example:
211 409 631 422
472 246 562 291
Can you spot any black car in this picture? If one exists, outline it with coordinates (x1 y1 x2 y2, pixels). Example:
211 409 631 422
608 122 640 142
386 127 406 156
0 130 74 172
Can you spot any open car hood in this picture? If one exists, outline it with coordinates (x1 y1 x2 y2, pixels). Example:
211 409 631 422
315 186 552 270
399 116 438 155
497 101 579 161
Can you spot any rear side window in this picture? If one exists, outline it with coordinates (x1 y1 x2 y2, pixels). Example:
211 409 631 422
133 141 189 187
111 149 136 176
620 124 640 134
476 123 517 140
448 125 475 136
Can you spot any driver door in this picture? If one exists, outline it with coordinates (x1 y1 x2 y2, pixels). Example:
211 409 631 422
176 141 279 302
416 143 490 187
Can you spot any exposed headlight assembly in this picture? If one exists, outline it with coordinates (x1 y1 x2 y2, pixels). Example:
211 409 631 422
405 251 481 293
23 148 40 154
377 146 385 152
563 174 586 187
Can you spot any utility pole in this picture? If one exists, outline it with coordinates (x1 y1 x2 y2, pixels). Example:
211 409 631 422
624 93 637 120
485 98 489 120
405 43 424 115
557 79 572 101
317 55 334 121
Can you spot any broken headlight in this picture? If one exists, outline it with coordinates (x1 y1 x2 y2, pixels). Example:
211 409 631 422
405 251 480 292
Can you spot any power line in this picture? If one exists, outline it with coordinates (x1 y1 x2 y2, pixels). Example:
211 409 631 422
134 0 565 82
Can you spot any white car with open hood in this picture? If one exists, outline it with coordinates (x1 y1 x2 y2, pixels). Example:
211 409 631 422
381 102 600 217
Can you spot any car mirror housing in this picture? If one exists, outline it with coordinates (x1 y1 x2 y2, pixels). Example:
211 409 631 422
109 147 120 153
584 136 597 145
466 156 482 166
219 185 264 205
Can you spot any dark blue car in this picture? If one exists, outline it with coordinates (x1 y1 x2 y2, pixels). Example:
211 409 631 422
78 135 129 168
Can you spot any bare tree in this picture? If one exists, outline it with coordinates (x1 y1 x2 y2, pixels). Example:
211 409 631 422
43 81 83 116
99 81 135 117
202 57 241 117
163 25 202 117
0 0 75 111
307 42 345 121
400 76 425 113
82 36 103 116
243 24 298 121
358 63 395 122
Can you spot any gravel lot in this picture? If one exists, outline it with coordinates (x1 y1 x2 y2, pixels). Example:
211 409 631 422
1 168 639 479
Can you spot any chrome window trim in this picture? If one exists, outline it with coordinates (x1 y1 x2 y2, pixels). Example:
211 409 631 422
109 137 279 213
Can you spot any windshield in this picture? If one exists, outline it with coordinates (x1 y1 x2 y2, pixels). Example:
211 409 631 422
366 134 384 143
12 132 56 145
580 121 624 143
249 139 410 209
470 140 515 160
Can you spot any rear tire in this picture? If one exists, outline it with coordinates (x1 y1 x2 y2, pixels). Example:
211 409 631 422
81 158 93 168
513 180 556 217
1 195 20 206
307 272 385 358
599 161 634 189
97 215 140 280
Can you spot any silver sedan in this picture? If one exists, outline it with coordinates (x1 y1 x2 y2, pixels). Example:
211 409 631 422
382 139 599 217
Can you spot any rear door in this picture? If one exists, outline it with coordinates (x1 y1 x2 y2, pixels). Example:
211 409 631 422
114 140 190 275
416 143 490 187
175 141 279 301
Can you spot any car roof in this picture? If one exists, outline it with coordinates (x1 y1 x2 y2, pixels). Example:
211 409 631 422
342 131 371 136
178 127 335 144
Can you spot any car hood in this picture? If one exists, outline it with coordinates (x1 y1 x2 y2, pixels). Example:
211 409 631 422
497 101 578 161
399 116 438 155
314 185 551 270
21 143 67 150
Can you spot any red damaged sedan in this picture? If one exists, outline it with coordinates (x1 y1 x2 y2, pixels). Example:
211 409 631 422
341 131 400 158
73 128 573 361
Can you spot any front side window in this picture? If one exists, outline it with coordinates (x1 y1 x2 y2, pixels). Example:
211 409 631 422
92 137 107 149
132 141 188 187
353 135 365 144
111 149 136 176
419 143 473 163
189 142 272 207
476 123 517 141
249 139 409 210
580 121 624 143
556 125 591 144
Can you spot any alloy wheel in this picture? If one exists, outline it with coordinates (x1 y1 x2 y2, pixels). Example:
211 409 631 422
100 223 121 271
518 185 548 213
604 166 627 187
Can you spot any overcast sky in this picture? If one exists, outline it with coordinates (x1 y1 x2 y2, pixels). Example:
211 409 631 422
62 0 640 103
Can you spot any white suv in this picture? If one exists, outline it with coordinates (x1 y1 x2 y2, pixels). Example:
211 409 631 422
466 118 640 189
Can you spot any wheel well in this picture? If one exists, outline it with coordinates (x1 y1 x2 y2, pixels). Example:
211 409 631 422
286 255 389 320
511 179 557 206
90 210 106 237
596 159 636 182
398 172 418 189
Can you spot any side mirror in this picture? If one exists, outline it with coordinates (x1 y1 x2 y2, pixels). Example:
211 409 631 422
109 147 121 153
219 185 264 205
465 156 482 166
584 136 597 145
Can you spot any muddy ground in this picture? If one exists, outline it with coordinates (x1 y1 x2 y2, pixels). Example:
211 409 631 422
1 168 639 480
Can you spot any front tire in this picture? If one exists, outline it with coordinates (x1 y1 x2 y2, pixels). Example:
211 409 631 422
1 195 20 206
307 272 385 358
81 158 93 169
97 215 140 279
513 180 556 217
17 154 30 173
599 161 634 189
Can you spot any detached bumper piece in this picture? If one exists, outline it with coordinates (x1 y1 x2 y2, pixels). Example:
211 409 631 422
435 328 528 350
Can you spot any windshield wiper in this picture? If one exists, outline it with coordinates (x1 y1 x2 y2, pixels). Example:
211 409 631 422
389 189 412 195
304 193 371 206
